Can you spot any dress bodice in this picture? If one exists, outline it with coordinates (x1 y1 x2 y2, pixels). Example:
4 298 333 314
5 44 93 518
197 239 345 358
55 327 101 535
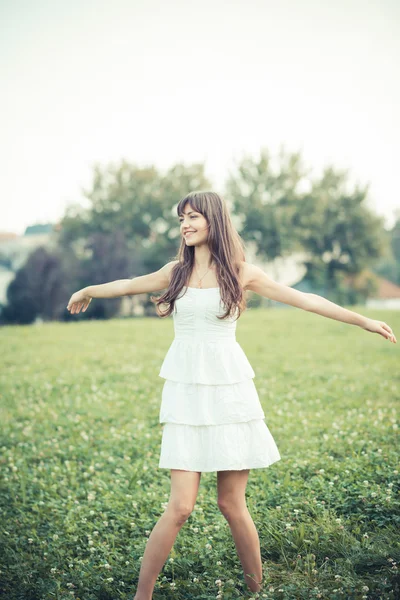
173 286 237 340
158 286 255 384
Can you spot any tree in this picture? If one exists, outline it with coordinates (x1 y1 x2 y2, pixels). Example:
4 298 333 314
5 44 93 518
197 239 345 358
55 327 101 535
372 210 400 285
293 166 386 296
226 148 386 301
74 230 133 320
226 146 309 261
1 247 69 325
59 160 212 269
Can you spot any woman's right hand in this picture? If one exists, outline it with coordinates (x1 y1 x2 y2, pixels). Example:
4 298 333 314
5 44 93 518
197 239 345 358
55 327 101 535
67 289 92 314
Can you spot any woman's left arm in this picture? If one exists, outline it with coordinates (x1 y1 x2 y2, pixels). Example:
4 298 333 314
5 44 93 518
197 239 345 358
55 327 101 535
245 263 397 343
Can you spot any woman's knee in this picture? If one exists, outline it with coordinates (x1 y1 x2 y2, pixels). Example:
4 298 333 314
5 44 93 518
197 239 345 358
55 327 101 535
217 496 247 520
166 500 195 525
167 470 201 525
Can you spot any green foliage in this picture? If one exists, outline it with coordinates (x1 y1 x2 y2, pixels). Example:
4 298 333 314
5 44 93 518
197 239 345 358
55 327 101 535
226 146 308 260
373 212 400 285
58 160 212 268
1 246 69 325
227 148 387 300
0 307 399 599
296 167 386 293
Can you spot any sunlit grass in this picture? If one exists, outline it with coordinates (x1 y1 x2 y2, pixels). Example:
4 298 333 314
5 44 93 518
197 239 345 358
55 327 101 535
0 305 399 599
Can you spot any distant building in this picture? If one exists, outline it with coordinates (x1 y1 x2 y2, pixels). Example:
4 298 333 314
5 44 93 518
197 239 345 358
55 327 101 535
365 275 400 309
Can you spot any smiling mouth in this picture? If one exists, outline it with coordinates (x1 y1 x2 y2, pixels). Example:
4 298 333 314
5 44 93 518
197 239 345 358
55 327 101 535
184 232 196 236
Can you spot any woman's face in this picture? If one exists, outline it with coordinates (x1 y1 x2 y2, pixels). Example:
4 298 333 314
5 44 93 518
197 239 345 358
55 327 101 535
179 204 209 246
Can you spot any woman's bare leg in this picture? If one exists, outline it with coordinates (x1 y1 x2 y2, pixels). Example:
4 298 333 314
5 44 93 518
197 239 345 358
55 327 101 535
133 469 202 600
217 469 263 593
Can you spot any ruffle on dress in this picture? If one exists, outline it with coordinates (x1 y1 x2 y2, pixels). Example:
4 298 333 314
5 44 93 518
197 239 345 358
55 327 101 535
159 378 265 425
159 419 281 472
158 338 255 384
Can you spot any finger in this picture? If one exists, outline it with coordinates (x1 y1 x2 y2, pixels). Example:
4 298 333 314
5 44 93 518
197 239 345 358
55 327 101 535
383 326 396 342
378 328 389 339
381 323 393 335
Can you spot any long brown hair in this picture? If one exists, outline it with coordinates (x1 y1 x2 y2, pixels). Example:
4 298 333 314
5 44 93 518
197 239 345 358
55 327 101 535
151 191 248 320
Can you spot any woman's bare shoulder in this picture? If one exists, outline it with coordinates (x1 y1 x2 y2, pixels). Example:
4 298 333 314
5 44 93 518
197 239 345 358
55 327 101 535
166 260 180 283
237 261 256 290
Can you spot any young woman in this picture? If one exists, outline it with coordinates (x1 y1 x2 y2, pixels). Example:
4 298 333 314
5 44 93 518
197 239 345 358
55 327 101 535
67 190 396 599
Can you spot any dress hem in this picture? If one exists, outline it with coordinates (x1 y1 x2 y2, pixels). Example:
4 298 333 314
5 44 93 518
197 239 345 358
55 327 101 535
158 457 281 472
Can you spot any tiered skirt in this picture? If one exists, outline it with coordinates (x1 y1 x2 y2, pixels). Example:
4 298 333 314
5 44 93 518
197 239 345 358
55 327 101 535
158 338 281 472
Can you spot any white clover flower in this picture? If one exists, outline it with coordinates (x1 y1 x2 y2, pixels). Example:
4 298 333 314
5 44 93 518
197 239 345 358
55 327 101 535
106 577 114 582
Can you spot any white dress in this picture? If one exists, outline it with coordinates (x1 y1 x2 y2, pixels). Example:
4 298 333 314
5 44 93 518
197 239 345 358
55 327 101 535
158 286 281 472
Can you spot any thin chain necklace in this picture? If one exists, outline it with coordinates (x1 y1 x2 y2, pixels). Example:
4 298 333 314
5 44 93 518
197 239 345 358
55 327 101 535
195 264 212 288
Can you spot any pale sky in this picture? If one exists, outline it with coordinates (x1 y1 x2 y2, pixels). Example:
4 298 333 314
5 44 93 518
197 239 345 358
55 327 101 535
1 0 399 235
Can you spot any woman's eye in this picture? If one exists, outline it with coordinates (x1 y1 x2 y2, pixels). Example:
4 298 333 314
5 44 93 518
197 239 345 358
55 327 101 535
179 216 197 222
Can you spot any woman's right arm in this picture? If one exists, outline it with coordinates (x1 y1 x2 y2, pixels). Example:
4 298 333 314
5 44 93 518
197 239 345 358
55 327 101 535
67 260 178 314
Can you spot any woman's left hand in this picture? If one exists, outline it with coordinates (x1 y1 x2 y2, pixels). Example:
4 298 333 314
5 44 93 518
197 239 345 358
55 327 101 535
362 318 397 343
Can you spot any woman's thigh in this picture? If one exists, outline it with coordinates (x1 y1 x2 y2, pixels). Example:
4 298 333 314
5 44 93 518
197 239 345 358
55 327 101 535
167 469 202 512
217 469 250 507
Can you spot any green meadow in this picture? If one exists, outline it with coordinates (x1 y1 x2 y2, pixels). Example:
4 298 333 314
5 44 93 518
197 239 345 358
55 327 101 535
1 306 399 600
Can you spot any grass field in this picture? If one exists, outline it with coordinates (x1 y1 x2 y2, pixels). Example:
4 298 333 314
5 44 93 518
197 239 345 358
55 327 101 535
1 305 399 600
